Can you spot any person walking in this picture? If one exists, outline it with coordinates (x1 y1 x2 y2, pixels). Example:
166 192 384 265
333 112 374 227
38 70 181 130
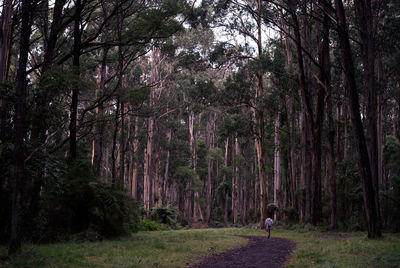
265 216 274 239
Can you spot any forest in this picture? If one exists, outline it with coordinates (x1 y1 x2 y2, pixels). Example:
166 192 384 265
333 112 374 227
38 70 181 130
0 0 400 258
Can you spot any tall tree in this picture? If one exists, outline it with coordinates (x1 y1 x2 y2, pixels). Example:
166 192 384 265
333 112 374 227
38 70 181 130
9 0 35 255
334 0 381 238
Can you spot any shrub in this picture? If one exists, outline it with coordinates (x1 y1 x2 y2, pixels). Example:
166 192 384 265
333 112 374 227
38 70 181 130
140 219 160 231
37 159 141 242
282 207 299 223
267 203 278 216
151 206 181 227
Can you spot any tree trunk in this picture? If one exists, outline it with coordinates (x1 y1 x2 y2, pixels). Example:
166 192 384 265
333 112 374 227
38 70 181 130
354 0 381 225
289 0 314 223
163 128 171 205
223 137 229 225
234 137 240 224
68 0 82 163
143 115 154 212
255 0 268 229
206 112 216 224
131 116 139 199
232 136 237 223
111 100 120 184
0 0 13 138
299 111 306 223
9 0 32 255
93 48 108 176
120 100 126 186
334 0 381 238
273 112 281 221
0 0 12 82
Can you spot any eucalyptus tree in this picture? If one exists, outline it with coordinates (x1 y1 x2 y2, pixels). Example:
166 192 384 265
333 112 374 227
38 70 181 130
10 0 38 255
208 0 277 228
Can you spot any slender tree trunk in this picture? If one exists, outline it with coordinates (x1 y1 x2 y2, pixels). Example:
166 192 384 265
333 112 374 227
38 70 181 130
120 100 126 186
206 112 216 224
354 0 381 225
92 48 108 176
112 100 120 184
9 0 32 255
255 0 268 228
289 0 314 222
143 115 154 212
131 116 139 199
234 137 240 224
242 159 248 225
163 128 171 206
376 54 384 186
0 0 13 138
224 137 229 225
232 136 237 223
0 0 12 83
68 0 82 163
299 111 306 223
280 0 296 209
273 112 281 221
334 0 381 238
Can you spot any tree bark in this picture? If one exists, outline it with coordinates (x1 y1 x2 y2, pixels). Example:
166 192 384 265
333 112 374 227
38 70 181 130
111 100 120 184
273 112 281 221
289 0 313 222
255 0 268 229
9 0 33 255
131 116 139 199
224 137 229 225
0 0 13 138
68 0 82 163
92 48 108 176
206 112 216 224
234 136 240 224
354 0 381 225
334 0 381 238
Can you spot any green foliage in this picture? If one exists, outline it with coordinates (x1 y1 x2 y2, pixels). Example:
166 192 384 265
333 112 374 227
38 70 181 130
208 147 223 162
222 70 253 106
382 136 400 231
173 166 203 193
140 219 160 231
218 165 234 179
151 206 181 227
37 159 141 242
174 166 198 184
189 79 217 106
39 65 95 96
127 0 184 43
267 203 278 217
282 207 299 223
209 42 235 66
336 157 364 231
196 139 208 178
217 114 253 140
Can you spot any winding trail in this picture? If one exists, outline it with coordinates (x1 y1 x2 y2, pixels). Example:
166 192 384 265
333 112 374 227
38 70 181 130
187 235 296 268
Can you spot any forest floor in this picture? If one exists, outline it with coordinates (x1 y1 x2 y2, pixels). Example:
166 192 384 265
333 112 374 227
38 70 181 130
1 228 400 267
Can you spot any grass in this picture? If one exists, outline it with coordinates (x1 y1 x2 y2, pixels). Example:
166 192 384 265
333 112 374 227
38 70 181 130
1 228 399 267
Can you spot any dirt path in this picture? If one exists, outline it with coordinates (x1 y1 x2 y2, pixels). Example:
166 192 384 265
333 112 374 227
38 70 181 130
187 235 296 268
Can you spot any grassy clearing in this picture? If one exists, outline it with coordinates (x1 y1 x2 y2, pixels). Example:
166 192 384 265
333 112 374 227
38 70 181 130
1 228 399 267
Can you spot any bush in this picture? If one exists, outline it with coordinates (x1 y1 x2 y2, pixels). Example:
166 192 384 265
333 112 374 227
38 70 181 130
267 203 278 216
150 206 180 227
36 159 141 242
282 207 299 223
140 219 160 231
